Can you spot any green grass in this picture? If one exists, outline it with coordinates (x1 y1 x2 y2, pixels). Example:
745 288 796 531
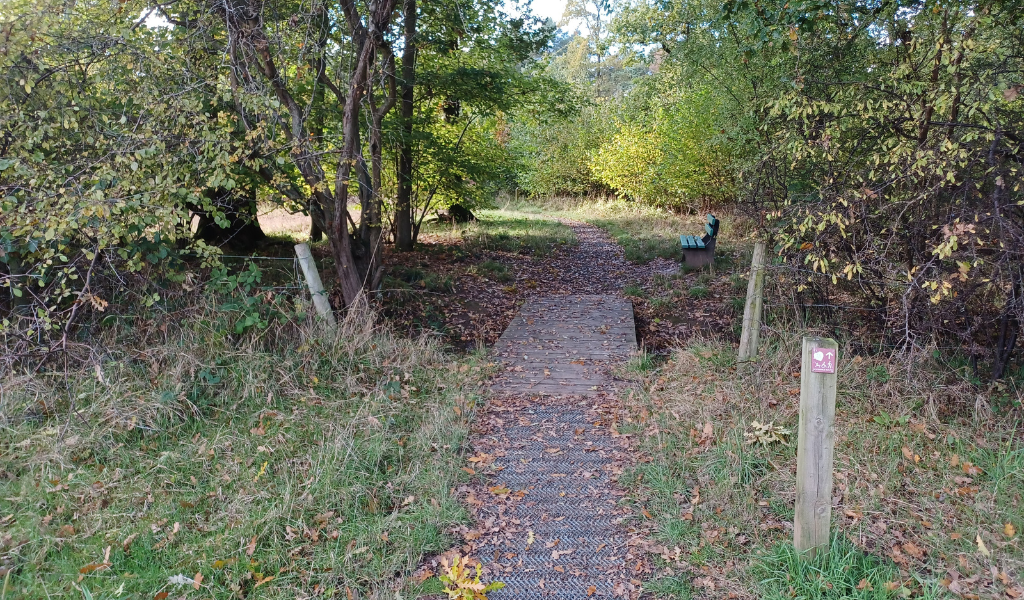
589 216 681 263
0 313 485 599
687 285 709 299
469 259 512 282
495 196 750 264
625 332 1024 597
626 351 656 374
753 536 903 600
389 265 456 293
624 284 646 298
422 210 576 256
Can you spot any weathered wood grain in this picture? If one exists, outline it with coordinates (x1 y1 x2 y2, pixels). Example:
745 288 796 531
491 295 637 396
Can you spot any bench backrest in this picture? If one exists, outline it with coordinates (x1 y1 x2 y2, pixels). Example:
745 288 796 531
704 214 720 239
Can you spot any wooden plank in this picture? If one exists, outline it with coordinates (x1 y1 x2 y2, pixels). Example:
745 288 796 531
794 336 839 559
491 294 637 396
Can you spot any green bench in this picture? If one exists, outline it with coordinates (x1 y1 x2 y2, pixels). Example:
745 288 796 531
679 214 720 268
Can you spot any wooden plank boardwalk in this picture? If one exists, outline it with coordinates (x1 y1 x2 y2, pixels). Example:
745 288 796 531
490 295 637 396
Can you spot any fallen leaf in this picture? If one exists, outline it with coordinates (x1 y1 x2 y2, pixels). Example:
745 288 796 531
856 579 873 591
246 536 257 556
977 534 991 557
545 539 560 548
193 572 203 590
122 533 138 551
489 485 510 495
641 508 653 519
587 585 596 596
79 563 108 574
1005 523 1017 539
462 467 476 475
154 594 169 600
902 542 925 559
962 462 983 476
901 446 914 460
254 575 274 588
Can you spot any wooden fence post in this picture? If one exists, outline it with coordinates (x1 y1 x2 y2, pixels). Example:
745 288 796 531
794 336 839 559
738 241 767 363
294 243 337 327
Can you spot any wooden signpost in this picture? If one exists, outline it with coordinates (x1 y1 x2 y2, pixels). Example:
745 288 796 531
794 336 838 559
295 243 337 327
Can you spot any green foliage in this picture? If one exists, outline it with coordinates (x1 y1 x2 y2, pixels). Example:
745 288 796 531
0 0 229 343
623 284 646 298
590 87 736 209
209 262 295 335
605 0 1024 372
511 102 612 196
590 121 664 203
437 556 504 600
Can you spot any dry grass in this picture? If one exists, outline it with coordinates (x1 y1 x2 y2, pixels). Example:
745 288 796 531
498 195 756 264
0 308 489 599
419 209 577 256
258 205 312 241
622 331 1024 598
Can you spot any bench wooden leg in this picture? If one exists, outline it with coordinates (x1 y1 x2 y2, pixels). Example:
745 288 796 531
682 239 716 268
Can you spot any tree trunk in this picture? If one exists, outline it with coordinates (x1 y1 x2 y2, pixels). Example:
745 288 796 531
394 0 417 252
219 0 398 312
193 186 266 252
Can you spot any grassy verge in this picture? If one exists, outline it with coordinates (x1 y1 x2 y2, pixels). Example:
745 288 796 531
420 209 577 257
623 332 1023 599
498 196 753 264
0 312 487 599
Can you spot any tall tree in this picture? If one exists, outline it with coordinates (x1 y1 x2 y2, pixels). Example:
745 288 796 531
395 0 417 251
209 0 400 309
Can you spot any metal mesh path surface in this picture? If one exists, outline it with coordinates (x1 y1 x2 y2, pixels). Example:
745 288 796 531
465 294 648 598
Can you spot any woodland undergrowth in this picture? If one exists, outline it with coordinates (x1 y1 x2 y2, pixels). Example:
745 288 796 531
0 308 488 599
623 332 1023 599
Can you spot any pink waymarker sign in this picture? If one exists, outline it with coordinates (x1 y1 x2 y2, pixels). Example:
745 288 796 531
811 348 837 374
